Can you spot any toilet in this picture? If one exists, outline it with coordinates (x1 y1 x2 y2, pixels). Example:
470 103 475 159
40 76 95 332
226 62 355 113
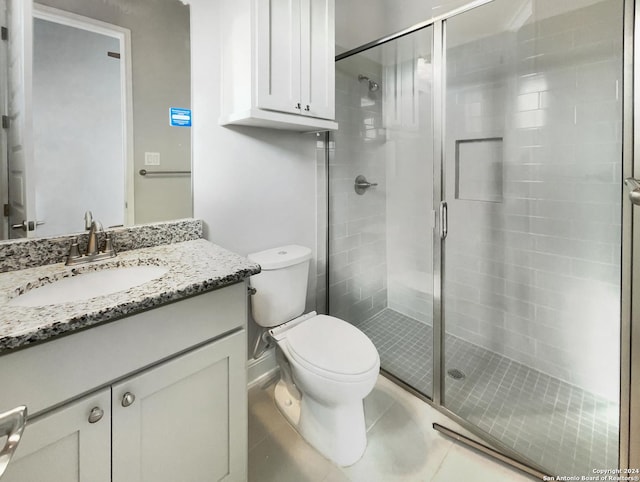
248 245 380 467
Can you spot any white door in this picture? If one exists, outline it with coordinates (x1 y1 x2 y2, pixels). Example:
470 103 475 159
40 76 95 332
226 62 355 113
256 0 301 115
112 331 247 482
1 390 111 482
6 0 36 238
300 0 334 120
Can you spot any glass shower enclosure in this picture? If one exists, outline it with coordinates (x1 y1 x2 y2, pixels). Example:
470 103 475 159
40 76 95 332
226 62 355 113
326 0 626 476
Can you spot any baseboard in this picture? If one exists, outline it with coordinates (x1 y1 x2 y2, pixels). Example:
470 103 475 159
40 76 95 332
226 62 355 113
247 347 279 389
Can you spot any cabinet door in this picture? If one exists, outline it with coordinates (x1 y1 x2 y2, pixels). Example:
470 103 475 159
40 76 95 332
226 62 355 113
300 0 334 120
256 0 301 114
1 390 111 482
112 330 247 482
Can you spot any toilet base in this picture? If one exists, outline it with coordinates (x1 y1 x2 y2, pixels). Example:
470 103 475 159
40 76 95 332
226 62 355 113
298 392 367 467
274 379 301 427
273 379 367 467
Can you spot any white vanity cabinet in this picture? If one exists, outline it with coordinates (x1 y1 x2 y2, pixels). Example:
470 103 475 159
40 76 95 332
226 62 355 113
219 0 337 131
1 390 111 482
112 331 246 482
0 282 248 482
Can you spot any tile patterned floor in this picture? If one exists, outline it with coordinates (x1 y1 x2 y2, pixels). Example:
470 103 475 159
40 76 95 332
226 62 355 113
248 375 537 482
354 309 619 477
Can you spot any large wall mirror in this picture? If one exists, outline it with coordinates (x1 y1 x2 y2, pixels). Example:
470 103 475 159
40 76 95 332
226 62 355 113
0 0 191 240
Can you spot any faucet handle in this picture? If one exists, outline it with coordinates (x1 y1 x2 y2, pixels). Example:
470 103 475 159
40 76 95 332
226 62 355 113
65 238 82 265
103 235 117 256
69 238 81 256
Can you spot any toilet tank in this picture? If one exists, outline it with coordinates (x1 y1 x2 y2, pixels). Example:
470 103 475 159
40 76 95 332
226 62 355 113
248 245 312 327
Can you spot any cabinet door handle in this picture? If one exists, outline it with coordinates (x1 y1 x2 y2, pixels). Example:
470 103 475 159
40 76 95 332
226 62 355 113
88 407 104 424
121 392 135 408
304 105 310 112
294 103 301 110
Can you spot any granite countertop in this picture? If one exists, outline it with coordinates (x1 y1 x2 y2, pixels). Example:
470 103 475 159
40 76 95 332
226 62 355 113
0 239 261 354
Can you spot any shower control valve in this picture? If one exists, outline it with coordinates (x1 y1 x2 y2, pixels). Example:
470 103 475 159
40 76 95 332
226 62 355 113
354 175 378 195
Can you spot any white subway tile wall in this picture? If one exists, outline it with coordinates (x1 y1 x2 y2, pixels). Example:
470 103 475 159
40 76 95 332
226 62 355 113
443 0 622 400
327 53 389 325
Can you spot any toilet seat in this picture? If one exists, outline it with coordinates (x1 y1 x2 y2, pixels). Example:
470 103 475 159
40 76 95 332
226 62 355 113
284 315 379 382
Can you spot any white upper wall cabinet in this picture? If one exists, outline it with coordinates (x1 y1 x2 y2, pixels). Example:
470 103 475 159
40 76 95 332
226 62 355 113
220 0 337 131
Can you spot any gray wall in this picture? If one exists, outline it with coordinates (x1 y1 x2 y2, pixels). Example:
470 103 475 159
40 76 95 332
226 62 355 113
37 0 192 225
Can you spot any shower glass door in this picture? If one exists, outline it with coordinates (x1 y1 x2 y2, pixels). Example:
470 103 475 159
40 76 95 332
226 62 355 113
329 27 434 397
441 0 623 475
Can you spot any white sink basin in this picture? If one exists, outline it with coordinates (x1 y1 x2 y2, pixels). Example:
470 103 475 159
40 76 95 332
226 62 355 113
8 265 169 307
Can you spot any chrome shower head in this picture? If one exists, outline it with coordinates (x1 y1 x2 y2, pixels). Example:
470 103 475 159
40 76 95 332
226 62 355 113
358 74 380 92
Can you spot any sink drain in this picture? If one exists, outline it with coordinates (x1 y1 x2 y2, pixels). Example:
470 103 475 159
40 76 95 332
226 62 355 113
447 368 466 380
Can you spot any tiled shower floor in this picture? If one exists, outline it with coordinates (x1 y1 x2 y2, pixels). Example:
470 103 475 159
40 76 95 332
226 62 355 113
354 308 619 477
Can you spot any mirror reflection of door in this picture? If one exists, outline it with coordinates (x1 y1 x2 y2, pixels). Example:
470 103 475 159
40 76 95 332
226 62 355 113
32 10 129 237
0 0 9 240
5 0 35 239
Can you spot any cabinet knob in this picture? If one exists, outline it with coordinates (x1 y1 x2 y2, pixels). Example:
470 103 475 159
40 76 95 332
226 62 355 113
88 407 104 424
295 103 301 110
304 105 310 112
121 392 136 408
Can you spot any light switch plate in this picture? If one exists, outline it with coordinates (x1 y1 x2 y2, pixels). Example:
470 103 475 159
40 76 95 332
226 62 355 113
144 152 160 166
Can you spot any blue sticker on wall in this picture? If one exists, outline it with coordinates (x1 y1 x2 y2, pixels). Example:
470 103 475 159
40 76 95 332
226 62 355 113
170 107 192 127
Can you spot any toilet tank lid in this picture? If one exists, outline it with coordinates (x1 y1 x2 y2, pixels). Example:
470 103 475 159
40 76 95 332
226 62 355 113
247 245 312 270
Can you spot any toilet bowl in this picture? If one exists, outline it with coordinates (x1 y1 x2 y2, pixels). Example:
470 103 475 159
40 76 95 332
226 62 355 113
270 312 380 466
248 246 380 466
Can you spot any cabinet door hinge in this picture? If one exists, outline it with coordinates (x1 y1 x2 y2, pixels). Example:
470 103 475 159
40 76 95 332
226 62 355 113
1 27 7 41
2 115 9 129
3 204 10 217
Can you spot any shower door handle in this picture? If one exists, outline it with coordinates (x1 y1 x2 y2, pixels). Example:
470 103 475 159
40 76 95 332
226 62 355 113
624 178 640 205
439 201 448 239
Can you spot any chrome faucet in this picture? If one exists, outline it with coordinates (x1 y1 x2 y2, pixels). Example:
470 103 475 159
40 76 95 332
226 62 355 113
66 219 117 266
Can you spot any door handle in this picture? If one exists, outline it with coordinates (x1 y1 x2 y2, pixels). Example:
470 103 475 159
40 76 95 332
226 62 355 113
0 406 27 478
624 178 640 205
440 201 448 239
11 220 45 231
